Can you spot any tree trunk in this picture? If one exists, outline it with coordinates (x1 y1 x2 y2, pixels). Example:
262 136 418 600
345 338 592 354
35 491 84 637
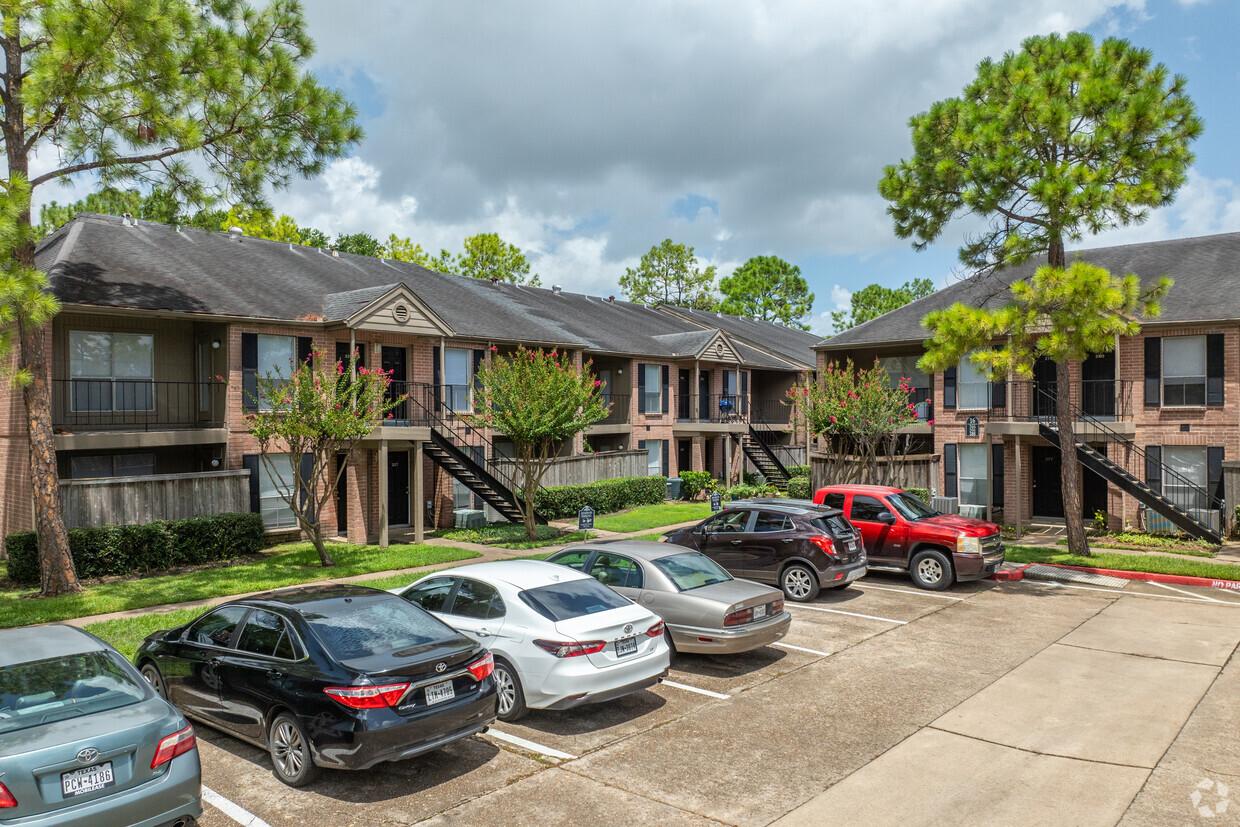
309 521 336 566
1056 359 1090 556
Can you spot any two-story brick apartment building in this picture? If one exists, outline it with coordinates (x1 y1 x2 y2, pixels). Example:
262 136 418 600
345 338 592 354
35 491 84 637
0 213 817 544
816 232 1240 542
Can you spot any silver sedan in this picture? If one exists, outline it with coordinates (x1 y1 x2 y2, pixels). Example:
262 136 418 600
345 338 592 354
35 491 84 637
545 540 791 656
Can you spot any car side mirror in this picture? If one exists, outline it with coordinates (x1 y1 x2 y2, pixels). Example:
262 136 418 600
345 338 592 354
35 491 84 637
877 511 897 524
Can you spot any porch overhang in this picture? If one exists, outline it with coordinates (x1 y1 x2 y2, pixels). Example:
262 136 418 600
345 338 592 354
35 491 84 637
55 428 228 452
672 422 748 436
985 421 1136 439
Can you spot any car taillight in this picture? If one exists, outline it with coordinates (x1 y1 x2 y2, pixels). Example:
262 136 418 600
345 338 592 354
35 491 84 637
151 724 197 769
646 621 665 637
533 639 607 658
724 607 754 627
772 599 785 614
324 682 411 709
467 652 494 681
808 536 839 556
0 780 16 808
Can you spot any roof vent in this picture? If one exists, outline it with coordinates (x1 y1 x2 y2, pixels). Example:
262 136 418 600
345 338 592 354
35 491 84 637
552 284 562 294
608 295 615 303
490 276 499 285
330 246 340 258
228 226 243 241
121 212 133 227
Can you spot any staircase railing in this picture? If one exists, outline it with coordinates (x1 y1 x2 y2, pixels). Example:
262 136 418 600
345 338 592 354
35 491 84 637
746 425 792 481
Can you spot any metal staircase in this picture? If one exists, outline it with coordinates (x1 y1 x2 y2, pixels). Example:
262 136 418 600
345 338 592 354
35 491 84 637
743 425 792 490
1034 387 1221 544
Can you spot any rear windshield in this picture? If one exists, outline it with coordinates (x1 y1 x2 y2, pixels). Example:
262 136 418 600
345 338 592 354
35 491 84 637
653 552 732 591
519 579 632 622
0 651 146 735
303 596 456 660
812 515 856 537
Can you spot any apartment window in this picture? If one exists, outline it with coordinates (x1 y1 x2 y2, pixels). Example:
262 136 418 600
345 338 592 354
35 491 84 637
69 331 154 412
259 454 299 530
69 453 155 479
957 354 990 410
880 355 929 400
598 369 612 405
643 364 662 413
647 440 662 476
444 347 472 413
256 334 295 409
1164 446 1207 510
957 443 988 506
1163 336 1206 407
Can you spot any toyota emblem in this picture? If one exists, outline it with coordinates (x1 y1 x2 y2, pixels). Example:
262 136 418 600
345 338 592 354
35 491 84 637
76 748 100 765
435 662 447 673
623 624 634 635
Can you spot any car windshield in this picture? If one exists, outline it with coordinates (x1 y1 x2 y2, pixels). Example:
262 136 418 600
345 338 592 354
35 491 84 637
652 552 732 591
0 651 146 735
303 596 456 661
887 492 940 521
518 579 632 622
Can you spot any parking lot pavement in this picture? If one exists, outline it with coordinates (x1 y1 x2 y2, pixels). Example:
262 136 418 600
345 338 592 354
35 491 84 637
191 574 1240 826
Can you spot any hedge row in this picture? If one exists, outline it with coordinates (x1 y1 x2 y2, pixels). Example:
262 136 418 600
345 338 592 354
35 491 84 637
4 512 265 585
787 476 812 500
535 476 668 520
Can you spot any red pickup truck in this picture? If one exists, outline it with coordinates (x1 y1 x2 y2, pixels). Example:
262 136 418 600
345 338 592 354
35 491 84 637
813 485 1004 591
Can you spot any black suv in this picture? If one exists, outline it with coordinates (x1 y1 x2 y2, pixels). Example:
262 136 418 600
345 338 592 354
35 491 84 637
661 499 867 601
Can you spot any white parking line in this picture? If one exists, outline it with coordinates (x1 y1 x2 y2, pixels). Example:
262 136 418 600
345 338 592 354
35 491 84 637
1026 580 1240 605
1151 580 1225 603
202 785 274 827
486 728 578 761
772 641 832 657
854 583 965 600
787 604 908 624
662 680 730 699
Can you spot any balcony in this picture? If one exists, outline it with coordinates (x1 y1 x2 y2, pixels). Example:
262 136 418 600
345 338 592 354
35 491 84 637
751 399 792 426
984 380 1136 437
588 394 632 435
52 379 228 451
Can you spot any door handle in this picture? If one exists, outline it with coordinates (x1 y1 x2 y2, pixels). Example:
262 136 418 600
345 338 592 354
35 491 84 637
266 668 283 679
476 628 492 637
730 539 743 545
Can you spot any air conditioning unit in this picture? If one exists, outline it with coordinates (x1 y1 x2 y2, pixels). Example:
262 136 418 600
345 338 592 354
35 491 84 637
1141 506 1220 535
959 504 987 520
932 496 959 515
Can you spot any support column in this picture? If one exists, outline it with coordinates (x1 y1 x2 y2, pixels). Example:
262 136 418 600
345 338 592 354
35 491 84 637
985 436 994 524
378 439 389 549
1014 435 1023 539
692 361 701 421
414 440 425 544
724 434 731 485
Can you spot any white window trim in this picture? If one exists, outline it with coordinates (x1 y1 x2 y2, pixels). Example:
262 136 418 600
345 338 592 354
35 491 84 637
1161 335 1207 409
259 453 299 530
444 346 474 414
642 364 663 414
1163 445 1207 511
256 334 296 412
68 330 156 414
957 443 988 507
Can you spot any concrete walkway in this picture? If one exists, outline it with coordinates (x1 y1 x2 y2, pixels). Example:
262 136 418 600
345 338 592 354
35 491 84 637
58 520 703 629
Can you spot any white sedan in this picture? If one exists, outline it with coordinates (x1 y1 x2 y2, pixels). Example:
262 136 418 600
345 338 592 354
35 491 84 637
391 560 670 721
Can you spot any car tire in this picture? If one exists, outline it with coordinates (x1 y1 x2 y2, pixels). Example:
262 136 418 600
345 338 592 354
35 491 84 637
910 549 954 591
780 563 821 602
268 712 320 787
494 658 529 723
139 662 167 700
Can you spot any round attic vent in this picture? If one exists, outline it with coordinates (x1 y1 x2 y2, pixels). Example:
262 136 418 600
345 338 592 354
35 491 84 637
393 304 410 324
715 342 724 356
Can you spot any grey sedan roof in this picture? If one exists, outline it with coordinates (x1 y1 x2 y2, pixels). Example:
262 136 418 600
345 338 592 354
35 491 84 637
565 539 692 561
0 625 108 668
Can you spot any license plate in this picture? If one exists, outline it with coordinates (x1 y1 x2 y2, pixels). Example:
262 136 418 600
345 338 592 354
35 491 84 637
846 568 864 582
425 679 455 705
753 604 767 620
61 762 114 798
615 636 638 657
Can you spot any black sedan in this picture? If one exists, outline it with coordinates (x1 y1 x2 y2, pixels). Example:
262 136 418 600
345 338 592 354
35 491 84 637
135 584 497 786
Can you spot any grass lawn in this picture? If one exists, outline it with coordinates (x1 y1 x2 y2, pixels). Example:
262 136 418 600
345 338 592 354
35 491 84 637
85 608 208 662
440 524 589 550
593 502 712 533
636 532 671 542
1006 545 1240 581
1057 532 1218 558
0 542 479 630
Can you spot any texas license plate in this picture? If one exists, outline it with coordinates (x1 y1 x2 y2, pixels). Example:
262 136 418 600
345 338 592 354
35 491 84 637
425 680 455 705
615 636 638 657
754 604 767 620
62 762 114 798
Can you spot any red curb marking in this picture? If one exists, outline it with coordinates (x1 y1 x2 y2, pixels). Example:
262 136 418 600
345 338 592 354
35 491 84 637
991 564 1031 582
997 561 1240 592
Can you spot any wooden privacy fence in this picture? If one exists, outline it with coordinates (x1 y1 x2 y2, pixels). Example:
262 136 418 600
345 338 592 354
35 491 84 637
811 452 940 492
495 450 648 488
59 470 251 529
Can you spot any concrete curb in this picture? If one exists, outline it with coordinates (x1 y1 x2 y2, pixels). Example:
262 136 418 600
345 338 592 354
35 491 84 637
991 561 1240 592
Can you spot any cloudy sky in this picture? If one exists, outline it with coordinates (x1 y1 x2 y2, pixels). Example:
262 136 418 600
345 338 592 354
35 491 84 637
36 0 1240 335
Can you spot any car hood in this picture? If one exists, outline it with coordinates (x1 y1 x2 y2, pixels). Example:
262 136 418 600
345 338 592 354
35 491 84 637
682 578 781 609
917 514 1000 536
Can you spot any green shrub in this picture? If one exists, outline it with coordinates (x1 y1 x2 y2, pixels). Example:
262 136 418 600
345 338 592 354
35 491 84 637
787 475 812 500
905 487 930 503
787 465 811 478
742 470 763 486
535 476 667 520
679 471 712 501
3 512 265 585
727 483 782 500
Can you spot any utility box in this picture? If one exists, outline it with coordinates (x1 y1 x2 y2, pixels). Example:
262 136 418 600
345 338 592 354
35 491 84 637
453 509 487 529
666 478 683 500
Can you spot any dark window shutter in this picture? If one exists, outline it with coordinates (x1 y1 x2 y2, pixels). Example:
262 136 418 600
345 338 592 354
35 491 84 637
299 453 315 523
741 371 749 415
335 341 349 366
992 443 1004 507
243 454 260 515
1207 334 1224 406
241 333 258 412
944 444 957 498
297 336 313 364
662 365 670 414
637 363 647 412
432 346 442 409
662 440 669 478
943 367 957 409
1144 337 1161 408
1208 446 1224 508
473 349 485 392
990 378 1006 410
1145 446 1162 494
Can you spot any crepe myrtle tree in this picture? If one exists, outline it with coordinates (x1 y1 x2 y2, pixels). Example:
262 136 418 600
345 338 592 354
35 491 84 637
248 349 403 566
468 346 609 539
0 0 362 595
787 360 921 486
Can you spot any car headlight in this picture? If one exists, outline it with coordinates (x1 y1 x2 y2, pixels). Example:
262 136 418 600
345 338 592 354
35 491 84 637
957 536 982 555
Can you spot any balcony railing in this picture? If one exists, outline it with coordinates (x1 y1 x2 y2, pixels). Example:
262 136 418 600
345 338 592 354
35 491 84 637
53 379 226 432
682 394 748 424
983 380 1134 422
598 394 631 425
751 399 791 425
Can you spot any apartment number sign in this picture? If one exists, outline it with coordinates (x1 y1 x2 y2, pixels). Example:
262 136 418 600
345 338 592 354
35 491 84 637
965 416 980 438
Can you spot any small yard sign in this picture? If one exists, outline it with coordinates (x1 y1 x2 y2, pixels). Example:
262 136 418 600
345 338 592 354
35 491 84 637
710 492 723 512
578 506 595 531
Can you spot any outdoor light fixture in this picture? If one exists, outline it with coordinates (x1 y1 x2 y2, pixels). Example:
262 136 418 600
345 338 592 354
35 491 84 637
210 458 221 468
212 339 221 349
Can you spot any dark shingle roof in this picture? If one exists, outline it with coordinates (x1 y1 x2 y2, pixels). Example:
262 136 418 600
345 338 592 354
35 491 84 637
662 306 820 369
817 231 1240 350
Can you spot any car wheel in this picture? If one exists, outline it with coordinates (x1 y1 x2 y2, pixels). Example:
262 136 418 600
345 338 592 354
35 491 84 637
139 662 167 700
493 658 529 723
781 563 820 602
910 549 954 591
268 712 320 787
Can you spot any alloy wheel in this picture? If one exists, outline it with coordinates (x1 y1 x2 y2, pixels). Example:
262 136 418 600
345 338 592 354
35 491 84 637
916 557 944 584
495 666 517 717
784 568 812 600
141 665 165 699
272 721 306 779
